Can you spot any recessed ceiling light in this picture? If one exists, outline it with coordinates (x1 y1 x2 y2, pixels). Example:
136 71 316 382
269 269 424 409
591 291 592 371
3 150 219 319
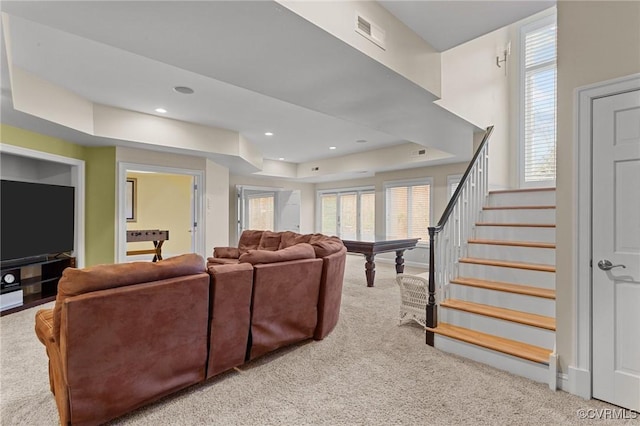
278 157 284 161
356 139 367 143
329 146 337 150
265 132 274 136
173 86 194 94
155 108 167 113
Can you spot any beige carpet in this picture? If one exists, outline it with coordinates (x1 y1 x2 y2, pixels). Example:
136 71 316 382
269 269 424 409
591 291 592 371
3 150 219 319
1 255 635 425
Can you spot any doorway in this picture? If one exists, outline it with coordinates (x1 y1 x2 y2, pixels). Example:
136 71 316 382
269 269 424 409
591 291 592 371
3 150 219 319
574 74 640 410
236 185 300 244
591 89 640 411
117 163 204 263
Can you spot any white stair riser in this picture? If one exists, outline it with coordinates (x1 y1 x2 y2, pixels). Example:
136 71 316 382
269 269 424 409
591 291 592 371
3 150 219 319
467 244 555 265
481 208 555 224
488 190 555 207
475 226 556 243
440 308 555 348
434 335 550 383
458 263 555 289
449 283 555 317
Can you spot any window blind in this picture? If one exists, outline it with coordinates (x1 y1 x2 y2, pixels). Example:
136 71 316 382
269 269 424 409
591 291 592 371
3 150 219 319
386 182 431 240
320 193 337 236
523 22 557 183
318 189 374 239
247 195 274 230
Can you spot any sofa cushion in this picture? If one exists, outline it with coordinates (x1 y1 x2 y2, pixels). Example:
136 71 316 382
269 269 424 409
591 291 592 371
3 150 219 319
238 243 315 265
213 247 239 259
53 253 205 342
277 231 299 249
238 230 264 255
257 230 281 251
311 237 345 258
207 257 240 265
308 233 329 244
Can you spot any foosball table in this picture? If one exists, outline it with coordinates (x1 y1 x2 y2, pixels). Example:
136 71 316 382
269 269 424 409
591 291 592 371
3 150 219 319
126 229 169 262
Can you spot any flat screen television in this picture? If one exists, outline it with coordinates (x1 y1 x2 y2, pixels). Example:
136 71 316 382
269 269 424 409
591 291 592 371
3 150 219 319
1 180 75 263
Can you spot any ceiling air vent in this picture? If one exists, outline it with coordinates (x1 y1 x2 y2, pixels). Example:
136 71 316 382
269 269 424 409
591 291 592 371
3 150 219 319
410 149 427 158
355 13 386 50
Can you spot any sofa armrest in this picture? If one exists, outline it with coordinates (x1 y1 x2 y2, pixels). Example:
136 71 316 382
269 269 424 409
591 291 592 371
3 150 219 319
35 308 56 345
213 246 240 259
314 246 347 340
206 263 254 378
35 308 72 424
249 258 323 360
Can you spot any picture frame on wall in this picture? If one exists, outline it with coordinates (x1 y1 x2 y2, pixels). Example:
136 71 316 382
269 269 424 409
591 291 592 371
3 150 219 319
126 178 137 222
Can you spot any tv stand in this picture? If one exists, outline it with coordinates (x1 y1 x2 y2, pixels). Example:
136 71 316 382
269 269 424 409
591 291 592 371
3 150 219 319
0 256 76 316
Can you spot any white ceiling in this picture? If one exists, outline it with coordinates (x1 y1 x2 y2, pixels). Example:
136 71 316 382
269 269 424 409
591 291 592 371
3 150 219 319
380 1 555 52
0 1 553 181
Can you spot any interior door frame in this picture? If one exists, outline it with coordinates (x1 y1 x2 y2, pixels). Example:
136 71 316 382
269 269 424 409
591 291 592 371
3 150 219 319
572 73 640 399
117 162 205 263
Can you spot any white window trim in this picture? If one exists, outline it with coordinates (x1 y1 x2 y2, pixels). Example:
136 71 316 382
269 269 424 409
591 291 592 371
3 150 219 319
447 174 463 197
316 186 375 239
383 177 433 245
518 13 557 188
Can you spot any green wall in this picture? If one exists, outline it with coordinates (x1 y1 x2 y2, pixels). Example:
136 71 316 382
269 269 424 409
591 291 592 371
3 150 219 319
0 124 116 265
0 125 85 159
83 147 116 265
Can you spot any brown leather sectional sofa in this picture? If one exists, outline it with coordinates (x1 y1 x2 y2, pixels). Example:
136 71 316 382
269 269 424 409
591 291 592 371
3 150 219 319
34 231 346 425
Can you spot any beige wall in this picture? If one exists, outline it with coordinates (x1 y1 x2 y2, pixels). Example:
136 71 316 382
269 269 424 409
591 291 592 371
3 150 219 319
126 172 193 258
556 1 640 373
206 159 230 251
437 26 512 189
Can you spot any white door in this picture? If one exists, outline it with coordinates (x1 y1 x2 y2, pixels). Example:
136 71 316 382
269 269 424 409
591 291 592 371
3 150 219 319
592 89 640 411
277 190 301 232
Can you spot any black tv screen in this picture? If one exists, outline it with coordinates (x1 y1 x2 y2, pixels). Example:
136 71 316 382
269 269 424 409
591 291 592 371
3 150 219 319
1 180 75 262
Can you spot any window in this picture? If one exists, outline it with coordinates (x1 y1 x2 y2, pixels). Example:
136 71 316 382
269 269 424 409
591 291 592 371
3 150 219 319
447 174 462 198
520 16 557 186
317 187 375 240
246 193 274 231
384 179 432 241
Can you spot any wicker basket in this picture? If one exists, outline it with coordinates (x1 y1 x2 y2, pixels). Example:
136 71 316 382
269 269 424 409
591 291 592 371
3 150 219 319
395 273 428 327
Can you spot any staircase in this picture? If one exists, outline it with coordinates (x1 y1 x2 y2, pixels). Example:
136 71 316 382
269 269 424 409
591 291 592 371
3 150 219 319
427 187 556 385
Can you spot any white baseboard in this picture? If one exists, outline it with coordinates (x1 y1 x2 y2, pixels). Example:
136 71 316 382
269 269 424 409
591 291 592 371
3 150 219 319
549 353 558 390
568 366 591 399
556 373 569 392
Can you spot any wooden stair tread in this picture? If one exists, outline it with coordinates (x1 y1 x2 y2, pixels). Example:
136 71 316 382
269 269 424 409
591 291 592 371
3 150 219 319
427 323 552 364
440 299 556 330
459 257 556 273
489 188 555 194
451 277 556 299
476 222 556 228
468 239 555 249
483 205 555 210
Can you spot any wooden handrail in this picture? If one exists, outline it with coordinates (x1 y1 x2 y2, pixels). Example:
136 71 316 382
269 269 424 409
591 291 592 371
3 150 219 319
426 126 494 346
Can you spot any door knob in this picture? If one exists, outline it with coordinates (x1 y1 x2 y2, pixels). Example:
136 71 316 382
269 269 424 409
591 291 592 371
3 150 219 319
597 259 626 271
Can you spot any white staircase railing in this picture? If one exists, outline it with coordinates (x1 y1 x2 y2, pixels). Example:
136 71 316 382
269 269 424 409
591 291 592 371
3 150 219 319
426 126 493 345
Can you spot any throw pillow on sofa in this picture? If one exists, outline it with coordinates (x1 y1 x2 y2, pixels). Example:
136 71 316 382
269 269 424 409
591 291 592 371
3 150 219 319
257 230 282 251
